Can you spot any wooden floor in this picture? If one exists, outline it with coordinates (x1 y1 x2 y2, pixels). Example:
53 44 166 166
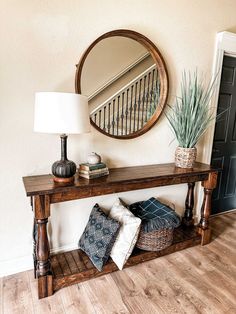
1 212 236 314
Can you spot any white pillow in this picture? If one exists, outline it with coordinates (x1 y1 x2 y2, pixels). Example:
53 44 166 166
109 198 141 270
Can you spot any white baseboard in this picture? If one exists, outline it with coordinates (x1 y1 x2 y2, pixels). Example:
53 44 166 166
50 242 78 255
0 243 78 278
0 255 33 278
211 208 236 217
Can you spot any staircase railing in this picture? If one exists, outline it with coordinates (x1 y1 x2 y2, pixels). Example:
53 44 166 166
91 64 160 136
88 52 150 101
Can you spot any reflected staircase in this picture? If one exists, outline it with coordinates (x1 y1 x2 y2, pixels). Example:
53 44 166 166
90 65 160 136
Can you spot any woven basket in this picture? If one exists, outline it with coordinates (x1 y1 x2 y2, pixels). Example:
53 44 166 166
136 227 174 251
175 146 197 168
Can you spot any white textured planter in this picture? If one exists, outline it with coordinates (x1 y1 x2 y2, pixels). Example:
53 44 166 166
175 147 197 168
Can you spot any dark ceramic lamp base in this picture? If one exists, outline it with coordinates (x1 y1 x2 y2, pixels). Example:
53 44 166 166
52 134 76 183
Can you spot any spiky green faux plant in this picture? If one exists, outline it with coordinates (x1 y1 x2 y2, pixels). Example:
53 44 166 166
165 71 217 148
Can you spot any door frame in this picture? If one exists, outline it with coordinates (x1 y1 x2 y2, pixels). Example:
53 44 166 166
203 31 236 164
197 31 236 219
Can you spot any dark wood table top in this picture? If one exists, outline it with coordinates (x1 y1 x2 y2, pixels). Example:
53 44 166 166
23 162 218 198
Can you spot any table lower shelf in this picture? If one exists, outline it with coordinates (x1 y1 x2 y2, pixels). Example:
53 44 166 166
51 225 201 292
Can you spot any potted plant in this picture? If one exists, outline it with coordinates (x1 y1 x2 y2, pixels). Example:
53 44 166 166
165 71 217 168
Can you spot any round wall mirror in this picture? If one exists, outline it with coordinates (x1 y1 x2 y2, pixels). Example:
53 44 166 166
75 29 168 139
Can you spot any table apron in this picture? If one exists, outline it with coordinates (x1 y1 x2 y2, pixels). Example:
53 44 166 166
49 173 209 204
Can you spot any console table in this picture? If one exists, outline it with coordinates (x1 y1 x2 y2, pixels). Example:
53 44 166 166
23 162 218 299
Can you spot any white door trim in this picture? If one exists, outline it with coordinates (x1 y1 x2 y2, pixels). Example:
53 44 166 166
203 31 236 164
196 31 236 219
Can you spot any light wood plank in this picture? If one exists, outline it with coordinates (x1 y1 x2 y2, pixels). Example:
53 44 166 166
164 228 236 311
219 213 236 225
211 231 236 248
59 284 96 314
111 268 165 313
162 253 236 313
81 274 130 314
27 270 65 314
129 259 212 314
3 271 34 314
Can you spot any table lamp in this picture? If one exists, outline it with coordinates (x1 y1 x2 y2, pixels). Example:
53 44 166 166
34 92 90 183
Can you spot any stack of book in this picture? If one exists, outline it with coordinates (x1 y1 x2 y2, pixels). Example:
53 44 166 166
79 162 109 179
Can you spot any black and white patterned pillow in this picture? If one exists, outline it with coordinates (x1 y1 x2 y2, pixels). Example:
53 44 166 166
79 204 120 271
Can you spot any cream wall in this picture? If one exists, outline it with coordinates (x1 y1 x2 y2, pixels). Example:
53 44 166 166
1 0 236 276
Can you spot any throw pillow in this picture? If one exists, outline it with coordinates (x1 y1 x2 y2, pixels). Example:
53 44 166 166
78 204 120 271
109 198 141 270
129 197 181 229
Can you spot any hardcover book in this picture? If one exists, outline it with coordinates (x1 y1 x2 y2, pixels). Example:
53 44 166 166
79 162 107 171
79 170 109 179
79 168 109 175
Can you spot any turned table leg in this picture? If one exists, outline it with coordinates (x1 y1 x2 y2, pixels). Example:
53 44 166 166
30 197 37 279
33 218 37 279
182 182 195 226
34 195 53 299
198 172 218 246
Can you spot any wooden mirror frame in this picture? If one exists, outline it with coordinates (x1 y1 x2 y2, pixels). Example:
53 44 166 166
75 29 169 139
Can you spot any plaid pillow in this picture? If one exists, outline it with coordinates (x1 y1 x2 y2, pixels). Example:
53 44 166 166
79 204 120 271
129 197 180 230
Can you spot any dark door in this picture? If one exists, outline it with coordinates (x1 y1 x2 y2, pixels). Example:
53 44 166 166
211 55 236 214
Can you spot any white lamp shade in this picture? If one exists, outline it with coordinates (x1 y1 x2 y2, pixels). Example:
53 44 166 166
34 92 90 134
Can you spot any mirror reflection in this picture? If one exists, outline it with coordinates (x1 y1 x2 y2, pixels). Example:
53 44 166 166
80 37 161 137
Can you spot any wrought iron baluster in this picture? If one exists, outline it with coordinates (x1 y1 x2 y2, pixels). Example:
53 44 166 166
94 113 97 125
108 102 111 134
148 69 156 119
103 106 106 131
137 79 142 130
146 72 151 122
133 82 138 132
129 85 134 133
121 92 125 136
112 99 115 135
156 70 160 103
155 68 158 89
151 69 155 96
117 96 120 136
151 69 155 97
125 89 129 135
142 75 147 126
151 68 158 114
99 110 102 128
